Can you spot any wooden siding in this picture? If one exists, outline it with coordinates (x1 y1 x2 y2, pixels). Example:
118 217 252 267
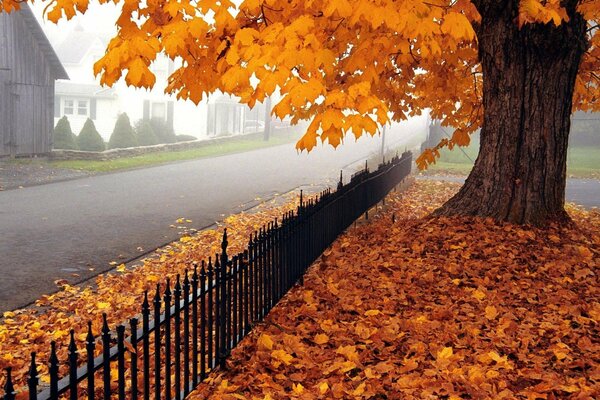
0 8 61 156
0 72 11 156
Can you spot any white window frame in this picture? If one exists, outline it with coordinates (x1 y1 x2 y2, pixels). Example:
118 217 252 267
151 102 167 121
77 99 89 116
62 98 90 117
63 99 74 115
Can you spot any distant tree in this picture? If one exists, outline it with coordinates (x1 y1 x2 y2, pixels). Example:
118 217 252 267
77 119 105 152
149 118 177 144
135 120 159 146
53 116 78 150
108 113 138 149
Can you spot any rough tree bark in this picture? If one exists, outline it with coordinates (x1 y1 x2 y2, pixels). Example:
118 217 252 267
435 0 588 225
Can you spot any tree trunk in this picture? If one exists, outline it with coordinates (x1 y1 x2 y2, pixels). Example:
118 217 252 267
435 0 587 225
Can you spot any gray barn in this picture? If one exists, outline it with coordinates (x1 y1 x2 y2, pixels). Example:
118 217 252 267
0 4 68 156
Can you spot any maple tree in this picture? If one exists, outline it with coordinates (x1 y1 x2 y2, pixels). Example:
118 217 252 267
2 0 599 223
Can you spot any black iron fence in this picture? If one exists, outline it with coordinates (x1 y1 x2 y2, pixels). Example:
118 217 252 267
2 151 412 400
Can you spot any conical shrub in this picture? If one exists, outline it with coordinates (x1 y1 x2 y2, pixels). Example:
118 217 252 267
108 113 138 149
53 116 78 150
149 118 177 144
77 118 105 151
135 120 159 146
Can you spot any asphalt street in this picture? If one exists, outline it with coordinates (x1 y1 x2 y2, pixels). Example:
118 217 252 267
0 135 404 312
1 136 597 312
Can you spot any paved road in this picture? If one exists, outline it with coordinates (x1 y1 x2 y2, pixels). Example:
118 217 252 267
417 175 600 208
0 135 409 312
2 134 596 312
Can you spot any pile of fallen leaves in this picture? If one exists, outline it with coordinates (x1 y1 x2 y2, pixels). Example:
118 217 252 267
190 180 600 399
0 193 301 391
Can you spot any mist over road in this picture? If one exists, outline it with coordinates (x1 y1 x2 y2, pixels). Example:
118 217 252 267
0 132 419 312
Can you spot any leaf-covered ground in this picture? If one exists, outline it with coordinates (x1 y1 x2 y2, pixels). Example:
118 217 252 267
189 180 600 399
0 193 301 392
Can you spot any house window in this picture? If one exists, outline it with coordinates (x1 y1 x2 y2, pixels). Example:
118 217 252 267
64 99 74 115
77 100 88 116
63 98 89 117
151 102 166 120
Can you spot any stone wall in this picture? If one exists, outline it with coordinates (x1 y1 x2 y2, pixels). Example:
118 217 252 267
50 133 265 161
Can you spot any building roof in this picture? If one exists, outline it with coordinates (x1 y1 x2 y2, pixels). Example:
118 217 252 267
55 81 117 98
18 4 68 80
55 25 104 64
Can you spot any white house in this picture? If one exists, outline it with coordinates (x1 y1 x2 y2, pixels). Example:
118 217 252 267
48 25 220 140
50 25 247 142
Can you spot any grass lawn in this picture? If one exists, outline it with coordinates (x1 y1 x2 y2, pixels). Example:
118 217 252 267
53 132 297 173
7 131 298 174
424 144 600 179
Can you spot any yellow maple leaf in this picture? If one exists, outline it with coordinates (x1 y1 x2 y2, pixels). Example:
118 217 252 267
441 12 476 41
485 305 498 319
336 345 360 363
472 289 486 300
257 333 274 351
437 346 453 360
292 383 304 394
317 381 329 394
352 382 366 396
271 349 293 365
314 333 329 345
486 369 500 378
96 301 111 310
235 28 259 46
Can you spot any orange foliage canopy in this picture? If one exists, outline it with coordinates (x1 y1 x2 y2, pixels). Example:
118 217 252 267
2 0 600 165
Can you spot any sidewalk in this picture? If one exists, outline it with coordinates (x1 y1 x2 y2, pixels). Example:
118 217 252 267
417 174 600 209
0 159 90 190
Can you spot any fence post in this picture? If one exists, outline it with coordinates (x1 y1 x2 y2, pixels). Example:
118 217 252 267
130 317 139 400
163 280 172 400
27 353 38 400
191 266 199 389
49 341 59 399
218 229 228 369
141 292 150 400
199 261 207 380
206 258 214 370
173 276 182 400
116 325 126 400
3 367 15 400
153 286 161 400
68 330 78 400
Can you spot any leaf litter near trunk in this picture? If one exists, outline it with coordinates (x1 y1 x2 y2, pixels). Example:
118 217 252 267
190 180 599 400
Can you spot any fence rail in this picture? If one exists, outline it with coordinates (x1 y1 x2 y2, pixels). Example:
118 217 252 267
2 151 412 400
